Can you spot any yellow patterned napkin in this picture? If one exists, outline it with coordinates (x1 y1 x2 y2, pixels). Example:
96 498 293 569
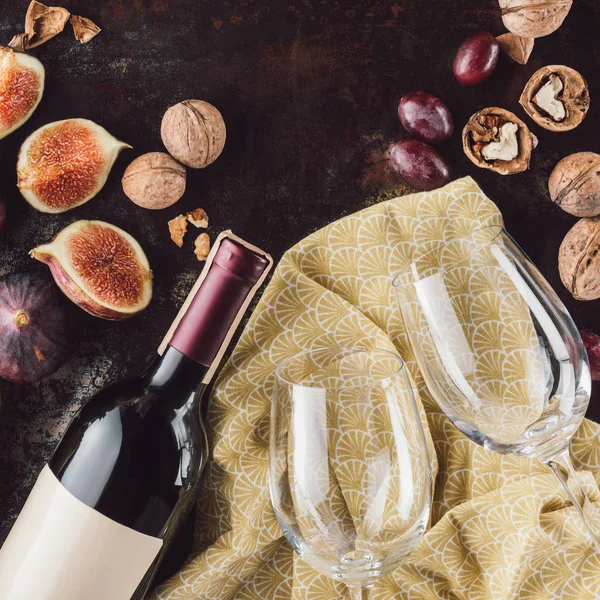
153 177 600 600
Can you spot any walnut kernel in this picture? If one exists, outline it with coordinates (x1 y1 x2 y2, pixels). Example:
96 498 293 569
520 65 589 132
194 233 211 261
168 215 188 247
462 107 537 175
186 208 209 228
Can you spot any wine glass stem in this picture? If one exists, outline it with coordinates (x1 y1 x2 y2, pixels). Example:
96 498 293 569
546 448 600 552
346 585 370 600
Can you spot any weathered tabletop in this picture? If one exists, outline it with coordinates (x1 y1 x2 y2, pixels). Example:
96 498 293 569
1 0 599 555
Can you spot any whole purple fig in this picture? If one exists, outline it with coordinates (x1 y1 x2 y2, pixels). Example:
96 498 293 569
0 271 73 383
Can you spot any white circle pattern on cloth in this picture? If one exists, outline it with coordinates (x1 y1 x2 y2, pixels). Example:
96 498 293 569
152 177 600 600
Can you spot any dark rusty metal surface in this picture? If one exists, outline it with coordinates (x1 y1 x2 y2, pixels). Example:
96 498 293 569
1 0 599 550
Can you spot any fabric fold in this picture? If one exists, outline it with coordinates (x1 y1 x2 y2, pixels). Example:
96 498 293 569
153 177 600 600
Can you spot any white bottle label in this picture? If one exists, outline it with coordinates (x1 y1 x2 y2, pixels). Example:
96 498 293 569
0 465 163 600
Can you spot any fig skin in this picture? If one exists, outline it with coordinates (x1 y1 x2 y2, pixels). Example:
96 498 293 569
31 220 153 320
0 271 72 383
17 118 131 214
0 46 45 140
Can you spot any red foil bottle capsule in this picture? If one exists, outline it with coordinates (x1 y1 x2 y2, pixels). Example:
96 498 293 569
170 238 270 367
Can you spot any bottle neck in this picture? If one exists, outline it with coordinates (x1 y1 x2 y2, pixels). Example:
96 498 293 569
169 258 257 372
144 346 207 410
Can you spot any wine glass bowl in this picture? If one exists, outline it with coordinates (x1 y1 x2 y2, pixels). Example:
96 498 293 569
393 225 591 461
269 347 433 592
393 225 600 550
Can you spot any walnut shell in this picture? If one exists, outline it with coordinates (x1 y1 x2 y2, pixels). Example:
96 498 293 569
496 33 534 65
520 65 589 132
122 152 186 210
462 107 537 175
549 152 600 217
559 217 600 301
499 0 572 38
70 15 101 44
161 100 226 169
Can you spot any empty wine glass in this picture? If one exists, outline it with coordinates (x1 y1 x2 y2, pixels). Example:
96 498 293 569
269 347 433 599
393 225 600 549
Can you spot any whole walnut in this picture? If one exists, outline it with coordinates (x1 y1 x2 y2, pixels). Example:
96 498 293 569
559 218 600 301
549 152 600 217
498 0 572 38
161 100 226 169
122 152 186 209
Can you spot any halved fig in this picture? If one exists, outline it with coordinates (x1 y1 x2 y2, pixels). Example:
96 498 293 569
17 118 131 213
0 46 44 139
31 220 152 320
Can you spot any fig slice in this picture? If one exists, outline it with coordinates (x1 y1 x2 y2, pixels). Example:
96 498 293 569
0 46 45 140
17 118 131 213
31 220 153 320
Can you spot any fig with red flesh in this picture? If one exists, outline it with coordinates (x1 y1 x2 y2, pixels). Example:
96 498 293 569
31 220 152 320
0 46 44 139
0 271 72 383
17 118 131 213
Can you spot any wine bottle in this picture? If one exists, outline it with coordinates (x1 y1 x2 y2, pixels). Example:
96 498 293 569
0 236 271 600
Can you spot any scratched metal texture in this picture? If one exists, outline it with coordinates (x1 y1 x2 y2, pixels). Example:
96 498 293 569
0 0 599 557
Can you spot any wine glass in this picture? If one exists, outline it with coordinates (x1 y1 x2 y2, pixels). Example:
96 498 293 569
392 224 600 549
269 346 433 599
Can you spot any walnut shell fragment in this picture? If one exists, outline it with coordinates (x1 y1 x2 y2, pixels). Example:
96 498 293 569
496 33 534 65
8 34 28 51
186 208 208 228
16 1 71 50
549 152 600 217
168 215 188 247
70 15 101 44
520 65 589 132
559 217 600 301
462 107 537 175
499 0 572 39
194 233 210 261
